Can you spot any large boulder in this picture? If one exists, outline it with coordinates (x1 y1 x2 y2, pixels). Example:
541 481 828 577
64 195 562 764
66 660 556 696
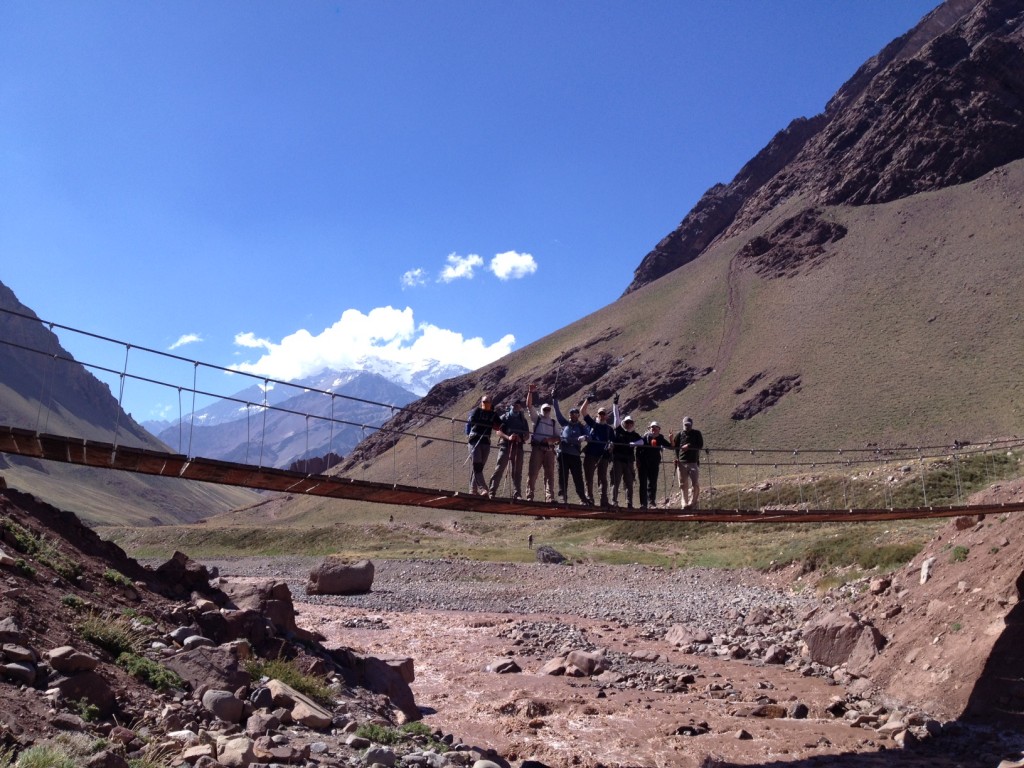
803 610 885 670
306 557 374 595
535 545 566 564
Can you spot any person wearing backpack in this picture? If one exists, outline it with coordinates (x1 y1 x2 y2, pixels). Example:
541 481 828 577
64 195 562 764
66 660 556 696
526 384 559 502
671 415 705 509
488 396 530 500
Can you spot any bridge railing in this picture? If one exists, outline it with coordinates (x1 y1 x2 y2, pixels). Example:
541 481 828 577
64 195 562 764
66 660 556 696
2 305 1022 514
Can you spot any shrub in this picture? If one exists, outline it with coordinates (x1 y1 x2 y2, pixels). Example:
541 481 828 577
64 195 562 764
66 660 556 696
354 723 401 745
244 657 332 706
951 546 969 563
13 559 36 579
77 613 145 657
103 569 135 588
69 698 100 722
60 594 87 611
116 653 183 692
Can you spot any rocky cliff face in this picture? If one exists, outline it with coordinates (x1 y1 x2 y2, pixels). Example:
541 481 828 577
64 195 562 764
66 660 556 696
625 0 1024 294
0 280 159 447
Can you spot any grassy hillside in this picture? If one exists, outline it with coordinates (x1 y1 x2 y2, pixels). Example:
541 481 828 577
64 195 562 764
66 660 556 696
0 456 257 527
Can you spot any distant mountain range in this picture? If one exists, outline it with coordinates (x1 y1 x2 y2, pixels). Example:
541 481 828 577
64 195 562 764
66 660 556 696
142 368 423 470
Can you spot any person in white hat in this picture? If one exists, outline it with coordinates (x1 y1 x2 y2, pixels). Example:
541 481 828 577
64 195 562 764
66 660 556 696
671 416 704 509
637 420 671 509
610 394 643 509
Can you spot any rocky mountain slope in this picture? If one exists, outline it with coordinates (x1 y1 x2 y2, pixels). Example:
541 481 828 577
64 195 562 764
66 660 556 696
0 482 498 767
624 0 1024 294
333 0 1024 491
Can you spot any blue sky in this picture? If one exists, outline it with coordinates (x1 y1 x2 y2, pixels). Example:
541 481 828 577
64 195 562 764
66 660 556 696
1 1 939 420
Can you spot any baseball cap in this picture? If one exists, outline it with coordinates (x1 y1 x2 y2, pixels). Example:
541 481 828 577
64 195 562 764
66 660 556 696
597 407 607 414
650 421 660 428
623 415 634 424
541 403 551 411
683 416 693 425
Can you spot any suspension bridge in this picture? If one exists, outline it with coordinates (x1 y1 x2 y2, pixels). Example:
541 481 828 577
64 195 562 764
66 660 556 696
2 306 1023 523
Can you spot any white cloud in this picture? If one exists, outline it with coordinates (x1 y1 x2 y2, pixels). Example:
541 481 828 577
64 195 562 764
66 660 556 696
400 268 427 289
231 306 515 381
489 250 537 280
439 252 483 283
169 333 202 350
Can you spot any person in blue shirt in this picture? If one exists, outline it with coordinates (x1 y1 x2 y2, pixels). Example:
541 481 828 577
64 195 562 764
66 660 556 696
582 398 615 508
554 396 592 505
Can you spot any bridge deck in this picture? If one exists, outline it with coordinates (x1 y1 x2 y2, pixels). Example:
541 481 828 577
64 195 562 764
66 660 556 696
2 425 1022 523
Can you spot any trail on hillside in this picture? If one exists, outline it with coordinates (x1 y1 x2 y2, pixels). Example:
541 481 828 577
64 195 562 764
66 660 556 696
701 253 746 411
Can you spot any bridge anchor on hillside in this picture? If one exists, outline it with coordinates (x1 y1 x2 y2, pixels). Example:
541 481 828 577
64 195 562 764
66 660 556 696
3 426 1023 524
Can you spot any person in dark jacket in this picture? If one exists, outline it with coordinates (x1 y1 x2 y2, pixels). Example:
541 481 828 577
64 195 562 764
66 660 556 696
636 420 671 509
488 396 530 499
672 415 705 509
555 399 592 505
466 395 499 496
582 399 615 507
611 399 642 509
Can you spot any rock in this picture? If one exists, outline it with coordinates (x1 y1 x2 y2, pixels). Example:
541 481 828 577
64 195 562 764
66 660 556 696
216 735 256 768
869 577 891 594
763 644 788 664
291 697 333 729
202 689 244 724
665 624 712 647
85 750 130 768
735 729 753 740
183 635 216 650
789 702 809 719
355 655 421 723
803 610 884 668
245 711 280 737
54 670 116 717
153 551 213 597
305 557 375 595
345 734 370 749
566 650 605 676
0 661 36 685
181 745 217 763
534 545 566 564
750 704 788 719
45 646 99 674
920 556 937 584
485 658 521 674
537 658 566 676
163 645 251 692
364 746 397 767
0 617 27 645
265 679 333 729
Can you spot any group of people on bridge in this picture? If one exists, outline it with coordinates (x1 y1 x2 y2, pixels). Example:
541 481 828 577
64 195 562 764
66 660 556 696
465 384 705 510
